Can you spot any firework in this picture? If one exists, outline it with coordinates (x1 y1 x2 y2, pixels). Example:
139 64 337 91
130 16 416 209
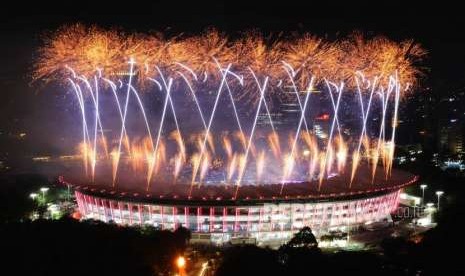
222 135 233 159
268 132 281 158
35 25 425 197
256 151 266 182
35 25 425 96
227 153 238 182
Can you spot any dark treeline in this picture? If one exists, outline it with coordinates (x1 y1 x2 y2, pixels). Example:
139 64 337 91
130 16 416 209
1 218 190 276
0 174 49 221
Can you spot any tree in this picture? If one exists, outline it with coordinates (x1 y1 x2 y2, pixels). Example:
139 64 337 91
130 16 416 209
287 226 318 248
278 227 324 274
174 226 191 250
0 174 49 222
175 226 191 242
0 217 188 276
216 245 282 276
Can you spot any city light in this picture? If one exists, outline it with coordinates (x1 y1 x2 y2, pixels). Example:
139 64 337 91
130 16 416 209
176 256 186 276
176 256 186 269
420 184 427 206
199 262 209 276
436 191 444 210
40 187 49 203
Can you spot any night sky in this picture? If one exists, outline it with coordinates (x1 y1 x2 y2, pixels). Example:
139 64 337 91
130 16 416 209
1 1 464 158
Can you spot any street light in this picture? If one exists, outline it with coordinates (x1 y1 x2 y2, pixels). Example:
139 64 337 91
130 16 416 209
29 193 38 200
40 187 49 203
420 184 427 206
176 256 186 276
436 191 444 211
424 202 435 214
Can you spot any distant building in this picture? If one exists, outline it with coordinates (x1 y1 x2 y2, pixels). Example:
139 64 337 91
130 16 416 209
314 113 330 141
257 85 306 130
439 123 464 155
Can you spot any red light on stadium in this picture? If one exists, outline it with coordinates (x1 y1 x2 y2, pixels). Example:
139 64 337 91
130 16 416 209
316 113 330 120
71 211 82 220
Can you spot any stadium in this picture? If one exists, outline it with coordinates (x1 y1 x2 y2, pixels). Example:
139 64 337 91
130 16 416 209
68 167 417 245
37 26 423 245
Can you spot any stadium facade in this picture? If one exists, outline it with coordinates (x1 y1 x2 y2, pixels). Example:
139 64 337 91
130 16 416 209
72 173 417 245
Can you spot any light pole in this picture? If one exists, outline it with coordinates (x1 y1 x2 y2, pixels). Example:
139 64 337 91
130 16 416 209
29 193 39 218
436 191 444 211
420 184 427 206
29 193 38 200
40 187 49 204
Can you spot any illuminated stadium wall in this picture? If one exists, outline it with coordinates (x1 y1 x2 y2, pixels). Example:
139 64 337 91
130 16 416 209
75 189 401 244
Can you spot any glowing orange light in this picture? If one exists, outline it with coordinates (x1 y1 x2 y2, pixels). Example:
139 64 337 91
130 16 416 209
176 256 186 269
